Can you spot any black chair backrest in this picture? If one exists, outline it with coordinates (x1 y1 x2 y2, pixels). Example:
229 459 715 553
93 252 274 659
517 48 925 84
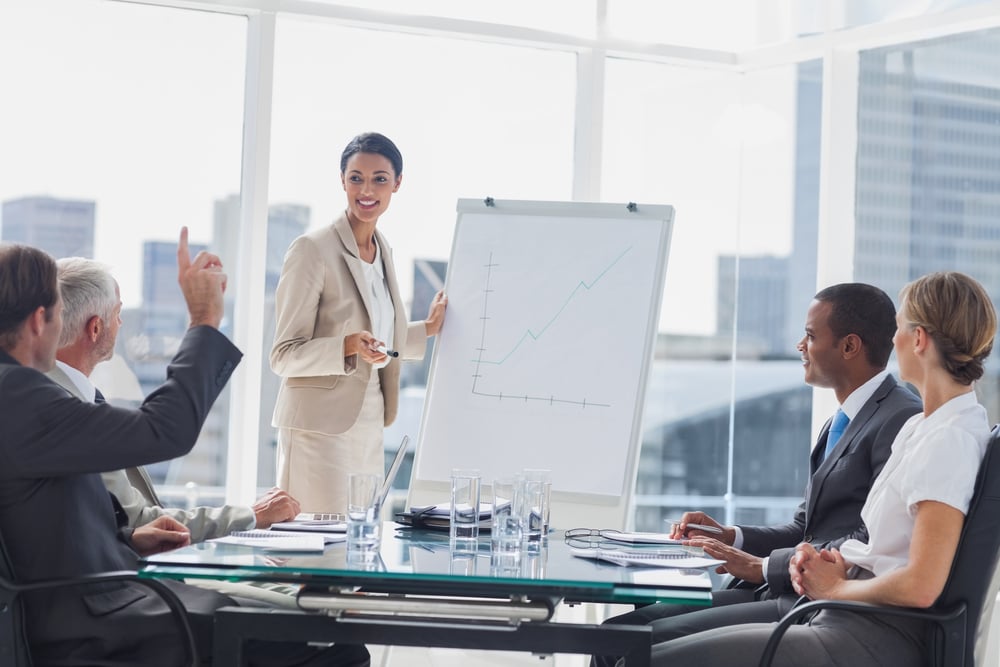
932 424 1000 665
0 527 32 666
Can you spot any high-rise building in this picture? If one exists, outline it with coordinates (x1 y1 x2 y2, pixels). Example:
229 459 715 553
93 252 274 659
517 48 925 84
786 60 824 350
141 239 207 334
212 195 309 292
211 195 311 486
716 254 790 357
1 195 95 258
854 33 1000 301
853 30 1000 417
127 239 212 484
266 204 310 293
256 204 310 485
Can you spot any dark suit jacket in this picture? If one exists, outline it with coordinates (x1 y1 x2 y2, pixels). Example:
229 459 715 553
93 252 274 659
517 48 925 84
740 374 921 594
0 326 242 666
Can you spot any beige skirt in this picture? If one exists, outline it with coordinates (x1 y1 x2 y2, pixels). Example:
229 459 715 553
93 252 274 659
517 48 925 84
275 372 385 514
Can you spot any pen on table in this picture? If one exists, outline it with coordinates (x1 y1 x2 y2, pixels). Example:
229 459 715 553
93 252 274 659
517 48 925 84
376 345 399 358
666 519 724 535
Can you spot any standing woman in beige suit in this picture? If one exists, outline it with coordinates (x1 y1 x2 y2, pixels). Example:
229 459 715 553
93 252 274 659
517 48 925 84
270 132 447 513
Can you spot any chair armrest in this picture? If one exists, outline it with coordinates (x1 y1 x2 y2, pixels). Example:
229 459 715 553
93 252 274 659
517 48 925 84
757 598 966 667
0 570 198 667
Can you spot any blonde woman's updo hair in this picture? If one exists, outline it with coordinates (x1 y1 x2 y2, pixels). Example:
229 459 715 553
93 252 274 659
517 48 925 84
899 271 997 385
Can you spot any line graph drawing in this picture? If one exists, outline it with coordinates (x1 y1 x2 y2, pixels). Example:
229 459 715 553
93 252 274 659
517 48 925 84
469 247 632 408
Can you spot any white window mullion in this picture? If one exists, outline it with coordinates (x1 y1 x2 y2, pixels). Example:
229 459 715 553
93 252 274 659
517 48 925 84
811 45 860 432
226 9 276 506
572 0 607 202
572 50 605 202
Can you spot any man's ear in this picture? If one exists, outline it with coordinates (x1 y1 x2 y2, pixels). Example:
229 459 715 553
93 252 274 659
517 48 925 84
87 315 103 343
841 333 863 359
27 306 47 336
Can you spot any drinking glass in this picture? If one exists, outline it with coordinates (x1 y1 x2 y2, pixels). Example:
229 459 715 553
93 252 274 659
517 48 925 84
347 472 382 551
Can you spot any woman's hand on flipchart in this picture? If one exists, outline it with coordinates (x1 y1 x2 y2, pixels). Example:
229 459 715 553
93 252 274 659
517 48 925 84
425 290 448 337
345 331 389 365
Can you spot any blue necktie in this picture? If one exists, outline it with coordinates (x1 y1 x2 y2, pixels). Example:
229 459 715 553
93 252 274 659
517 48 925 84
825 409 850 460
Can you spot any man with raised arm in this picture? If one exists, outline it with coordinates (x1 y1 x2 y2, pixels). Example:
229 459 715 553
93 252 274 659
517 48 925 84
48 255 301 542
0 230 367 666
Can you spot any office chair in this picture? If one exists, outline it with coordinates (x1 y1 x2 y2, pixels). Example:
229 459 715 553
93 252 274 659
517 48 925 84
0 530 199 667
759 424 1000 667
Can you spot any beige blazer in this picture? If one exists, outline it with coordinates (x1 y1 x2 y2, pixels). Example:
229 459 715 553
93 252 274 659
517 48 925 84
270 212 427 436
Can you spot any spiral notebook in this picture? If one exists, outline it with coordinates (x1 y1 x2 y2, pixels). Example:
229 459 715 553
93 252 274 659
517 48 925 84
571 549 724 569
211 530 342 551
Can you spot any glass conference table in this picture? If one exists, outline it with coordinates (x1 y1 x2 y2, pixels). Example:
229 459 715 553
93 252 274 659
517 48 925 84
140 526 712 666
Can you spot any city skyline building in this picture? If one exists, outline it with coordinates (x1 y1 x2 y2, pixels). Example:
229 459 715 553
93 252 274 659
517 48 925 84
1 195 95 259
716 254 791 358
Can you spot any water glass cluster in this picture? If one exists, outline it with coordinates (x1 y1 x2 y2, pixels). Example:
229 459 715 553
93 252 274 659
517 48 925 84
448 468 552 558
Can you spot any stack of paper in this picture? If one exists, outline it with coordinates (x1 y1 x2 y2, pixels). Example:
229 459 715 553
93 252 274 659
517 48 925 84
597 531 684 545
572 548 724 569
270 520 347 533
210 530 343 552
396 502 505 530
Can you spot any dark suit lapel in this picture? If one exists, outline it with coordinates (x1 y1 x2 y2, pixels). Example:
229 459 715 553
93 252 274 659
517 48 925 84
804 375 895 528
805 419 832 527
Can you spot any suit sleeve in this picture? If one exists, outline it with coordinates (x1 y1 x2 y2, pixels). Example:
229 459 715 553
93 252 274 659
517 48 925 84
761 399 919 594
741 500 807 559
100 469 254 541
0 326 242 477
270 235 357 378
163 504 255 542
102 469 165 529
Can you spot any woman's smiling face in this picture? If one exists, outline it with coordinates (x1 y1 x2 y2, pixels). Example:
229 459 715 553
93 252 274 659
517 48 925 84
341 151 401 226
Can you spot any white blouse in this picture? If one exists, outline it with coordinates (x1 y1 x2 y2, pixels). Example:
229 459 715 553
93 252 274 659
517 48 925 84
362 239 395 370
839 390 989 577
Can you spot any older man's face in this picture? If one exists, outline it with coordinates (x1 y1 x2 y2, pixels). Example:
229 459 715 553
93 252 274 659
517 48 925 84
94 282 123 363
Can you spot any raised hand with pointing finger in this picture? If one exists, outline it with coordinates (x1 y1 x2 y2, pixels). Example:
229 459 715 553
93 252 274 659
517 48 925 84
176 226 227 329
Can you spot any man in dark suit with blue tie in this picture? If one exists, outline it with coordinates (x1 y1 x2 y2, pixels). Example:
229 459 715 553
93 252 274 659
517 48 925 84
0 231 368 666
594 283 922 667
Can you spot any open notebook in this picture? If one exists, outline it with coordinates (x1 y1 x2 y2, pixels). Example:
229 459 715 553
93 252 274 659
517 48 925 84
210 530 340 552
571 549 724 569
272 435 410 533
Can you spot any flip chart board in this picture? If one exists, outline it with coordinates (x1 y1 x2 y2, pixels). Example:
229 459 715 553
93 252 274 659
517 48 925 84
410 199 673 528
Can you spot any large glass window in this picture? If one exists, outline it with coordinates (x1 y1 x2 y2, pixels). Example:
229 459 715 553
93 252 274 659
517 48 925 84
603 58 820 530
257 17 577 487
11 0 1000 530
855 29 1000 424
0 0 246 496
